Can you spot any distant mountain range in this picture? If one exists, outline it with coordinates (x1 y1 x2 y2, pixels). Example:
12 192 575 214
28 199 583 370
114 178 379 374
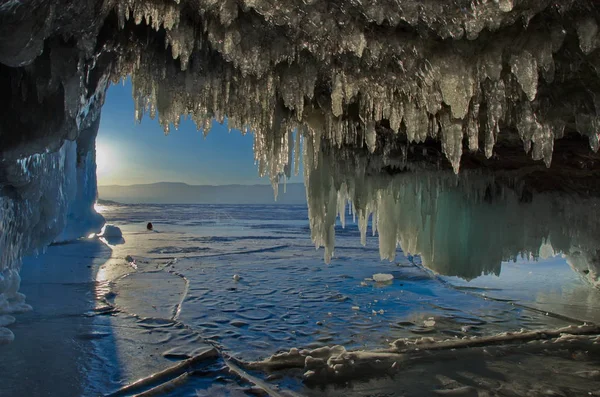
98 182 307 204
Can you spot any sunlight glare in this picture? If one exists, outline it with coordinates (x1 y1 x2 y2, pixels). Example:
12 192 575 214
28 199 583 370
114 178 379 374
95 143 112 177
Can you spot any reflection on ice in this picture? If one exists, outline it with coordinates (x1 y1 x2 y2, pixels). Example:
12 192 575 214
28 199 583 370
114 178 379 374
100 203 593 359
443 255 600 324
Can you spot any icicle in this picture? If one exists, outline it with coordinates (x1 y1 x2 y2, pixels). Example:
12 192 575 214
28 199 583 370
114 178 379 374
511 51 538 101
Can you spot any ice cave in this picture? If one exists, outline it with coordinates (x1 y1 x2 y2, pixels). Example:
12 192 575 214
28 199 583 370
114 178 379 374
1 0 600 396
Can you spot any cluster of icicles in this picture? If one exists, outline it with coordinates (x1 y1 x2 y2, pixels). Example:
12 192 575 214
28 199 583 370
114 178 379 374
303 142 600 285
110 0 600 181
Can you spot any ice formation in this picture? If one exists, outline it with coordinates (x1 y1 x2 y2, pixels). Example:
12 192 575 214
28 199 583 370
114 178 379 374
98 224 124 246
372 273 394 283
0 70 105 336
1 0 600 325
245 324 600 385
99 224 123 239
305 147 600 284
3 1 598 176
55 117 106 242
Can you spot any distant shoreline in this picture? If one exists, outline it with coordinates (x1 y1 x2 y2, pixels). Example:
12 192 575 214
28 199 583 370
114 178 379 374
97 182 306 205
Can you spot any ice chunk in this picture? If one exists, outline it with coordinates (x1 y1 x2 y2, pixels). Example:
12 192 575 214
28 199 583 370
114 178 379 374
0 315 15 327
372 273 394 283
99 224 122 238
0 327 15 345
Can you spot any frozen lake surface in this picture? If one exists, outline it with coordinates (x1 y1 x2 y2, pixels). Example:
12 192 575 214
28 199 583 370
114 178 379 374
3 203 599 396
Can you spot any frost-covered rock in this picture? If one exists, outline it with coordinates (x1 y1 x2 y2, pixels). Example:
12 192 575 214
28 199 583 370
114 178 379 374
0 97 103 328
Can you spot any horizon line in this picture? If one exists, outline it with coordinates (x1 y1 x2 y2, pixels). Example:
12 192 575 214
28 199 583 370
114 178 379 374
98 181 305 187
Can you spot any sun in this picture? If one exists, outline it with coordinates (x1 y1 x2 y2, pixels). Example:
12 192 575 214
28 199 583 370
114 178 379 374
95 142 112 177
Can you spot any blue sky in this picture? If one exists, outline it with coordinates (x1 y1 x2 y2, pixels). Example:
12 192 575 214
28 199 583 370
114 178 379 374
97 80 303 186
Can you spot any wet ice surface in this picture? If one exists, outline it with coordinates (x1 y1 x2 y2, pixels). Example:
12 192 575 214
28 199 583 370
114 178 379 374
5 203 598 397
89 203 599 395
440 257 600 325
103 204 574 355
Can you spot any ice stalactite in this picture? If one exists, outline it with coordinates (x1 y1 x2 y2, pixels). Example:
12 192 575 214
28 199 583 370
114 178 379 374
3 1 600 195
303 139 600 286
97 0 600 185
2 1 600 171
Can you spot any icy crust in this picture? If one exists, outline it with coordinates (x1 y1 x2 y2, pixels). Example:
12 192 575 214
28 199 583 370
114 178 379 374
105 0 600 180
246 324 600 384
0 141 77 340
0 141 77 272
303 142 600 285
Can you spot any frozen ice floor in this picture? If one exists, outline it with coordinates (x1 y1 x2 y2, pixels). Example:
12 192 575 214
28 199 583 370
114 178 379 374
1 203 599 396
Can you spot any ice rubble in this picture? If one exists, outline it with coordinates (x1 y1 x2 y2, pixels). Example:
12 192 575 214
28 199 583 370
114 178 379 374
244 324 600 385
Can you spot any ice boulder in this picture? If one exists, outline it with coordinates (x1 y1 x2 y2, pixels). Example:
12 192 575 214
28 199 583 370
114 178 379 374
98 224 124 245
0 327 14 345
99 224 122 238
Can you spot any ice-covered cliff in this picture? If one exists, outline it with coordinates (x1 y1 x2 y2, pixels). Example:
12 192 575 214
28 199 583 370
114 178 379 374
0 92 105 341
